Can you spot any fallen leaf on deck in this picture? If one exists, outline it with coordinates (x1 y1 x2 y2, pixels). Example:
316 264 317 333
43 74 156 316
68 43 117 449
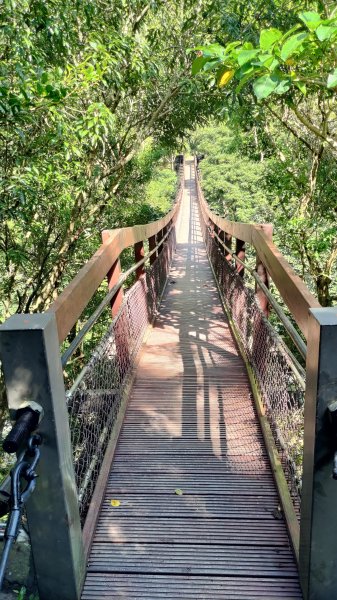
175 488 183 496
110 499 121 507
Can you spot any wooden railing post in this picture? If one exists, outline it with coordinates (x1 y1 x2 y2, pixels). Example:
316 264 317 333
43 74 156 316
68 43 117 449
300 308 337 599
255 225 273 317
224 232 232 262
102 230 124 317
0 314 85 600
218 228 225 254
149 234 157 265
255 260 270 316
235 238 245 277
134 240 145 280
157 227 164 255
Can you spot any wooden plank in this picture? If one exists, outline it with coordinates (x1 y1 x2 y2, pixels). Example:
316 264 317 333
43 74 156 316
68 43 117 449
111 454 270 474
87 543 298 577
82 574 302 599
106 473 276 495
98 493 280 519
94 516 289 545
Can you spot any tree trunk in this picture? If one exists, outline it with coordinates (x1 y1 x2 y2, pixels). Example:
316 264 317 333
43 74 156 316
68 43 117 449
316 274 332 307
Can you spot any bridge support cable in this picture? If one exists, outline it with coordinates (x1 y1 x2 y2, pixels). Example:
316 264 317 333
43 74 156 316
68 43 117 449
0 165 184 599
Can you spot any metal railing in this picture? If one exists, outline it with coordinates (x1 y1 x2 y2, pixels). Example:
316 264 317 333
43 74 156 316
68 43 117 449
66 224 176 525
0 163 184 599
195 158 337 599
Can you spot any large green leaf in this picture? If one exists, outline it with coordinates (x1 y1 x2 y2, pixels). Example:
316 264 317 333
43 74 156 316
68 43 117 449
235 62 256 79
281 32 308 61
274 78 291 95
316 24 337 41
295 81 307 95
237 49 259 66
327 68 337 88
192 56 210 75
260 28 282 50
253 74 280 99
192 43 225 58
256 54 279 70
298 11 322 31
235 70 258 93
203 59 222 72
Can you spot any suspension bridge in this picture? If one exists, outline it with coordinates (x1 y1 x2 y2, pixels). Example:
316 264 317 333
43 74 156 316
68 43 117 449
0 157 336 599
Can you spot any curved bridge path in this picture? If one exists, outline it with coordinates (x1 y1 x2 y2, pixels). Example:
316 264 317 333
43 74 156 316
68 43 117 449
82 160 302 599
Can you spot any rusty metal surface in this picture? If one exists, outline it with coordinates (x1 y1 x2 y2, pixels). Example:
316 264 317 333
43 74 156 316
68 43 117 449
82 160 301 598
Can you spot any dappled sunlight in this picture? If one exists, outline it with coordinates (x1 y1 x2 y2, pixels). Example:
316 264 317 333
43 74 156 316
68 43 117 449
83 159 300 599
104 522 128 544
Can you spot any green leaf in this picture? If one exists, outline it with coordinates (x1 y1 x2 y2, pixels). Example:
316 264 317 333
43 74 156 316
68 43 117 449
298 11 322 31
235 62 256 79
281 32 308 61
260 28 282 50
280 24 303 44
295 81 307 95
242 42 254 50
316 24 337 41
193 43 225 58
274 78 291 95
237 49 259 66
253 74 280 99
192 56 209 75
203 59 222 72
256 54 279 69
224 41 242 53
235 70 258 93
327 68 337 88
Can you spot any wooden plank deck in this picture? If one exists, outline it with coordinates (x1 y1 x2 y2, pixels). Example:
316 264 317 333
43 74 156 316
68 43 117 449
82 160 302 599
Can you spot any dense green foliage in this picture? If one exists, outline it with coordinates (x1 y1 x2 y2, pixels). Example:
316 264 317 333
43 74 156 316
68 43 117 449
0 0 227 435
191 124 273 222
0 0 225 324
192 122 336 300
191 1 337 306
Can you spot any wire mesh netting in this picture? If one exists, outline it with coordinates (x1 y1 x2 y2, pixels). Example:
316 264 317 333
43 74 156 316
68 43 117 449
199 206 304 516
66 228 176 524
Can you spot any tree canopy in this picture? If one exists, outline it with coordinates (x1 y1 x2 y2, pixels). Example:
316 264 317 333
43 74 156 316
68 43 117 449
191 1 337 306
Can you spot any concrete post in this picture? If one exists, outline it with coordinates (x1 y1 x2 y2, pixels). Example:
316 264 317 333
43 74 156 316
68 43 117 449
300 308 337 599
0 313 85 600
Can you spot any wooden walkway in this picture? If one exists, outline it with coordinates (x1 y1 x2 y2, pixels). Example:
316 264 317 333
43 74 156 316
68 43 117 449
82 160 302 598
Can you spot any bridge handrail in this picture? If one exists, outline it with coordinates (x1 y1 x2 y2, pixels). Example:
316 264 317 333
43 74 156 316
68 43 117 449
210 225 307 369
48 172 184 344
61 223 174 367
195 167 320 339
